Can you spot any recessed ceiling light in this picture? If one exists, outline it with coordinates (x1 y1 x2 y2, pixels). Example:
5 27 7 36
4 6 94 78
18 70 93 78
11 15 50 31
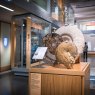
27 0 29 2
5 0 12 2
0 4 14 11
8 0 12 1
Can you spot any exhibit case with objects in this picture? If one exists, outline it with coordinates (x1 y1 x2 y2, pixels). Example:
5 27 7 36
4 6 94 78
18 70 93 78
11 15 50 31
29 25 90 95
11 14 51 75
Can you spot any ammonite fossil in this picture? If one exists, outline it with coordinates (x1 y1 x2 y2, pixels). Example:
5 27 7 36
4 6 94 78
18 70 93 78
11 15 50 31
43 33 62 55
42 26 84 69
55 41 78 69
55 25 84 53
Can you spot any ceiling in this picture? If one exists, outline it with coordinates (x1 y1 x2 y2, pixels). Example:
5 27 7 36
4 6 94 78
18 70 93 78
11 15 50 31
71 0 95 22
0 0 28 23
0 0 95 23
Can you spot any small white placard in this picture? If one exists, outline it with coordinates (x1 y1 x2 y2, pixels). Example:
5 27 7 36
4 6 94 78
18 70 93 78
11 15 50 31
32 47 47 59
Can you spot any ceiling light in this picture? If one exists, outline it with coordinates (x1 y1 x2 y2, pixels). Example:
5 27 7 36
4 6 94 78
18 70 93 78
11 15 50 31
6 0 12 1
4 0 12 1
27 0 29 2
8 0 12 1
0 4 14 11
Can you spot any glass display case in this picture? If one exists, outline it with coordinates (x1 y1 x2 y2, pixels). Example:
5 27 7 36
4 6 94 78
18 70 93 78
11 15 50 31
12 14 51 69
24 0 50 12
51 0 64 22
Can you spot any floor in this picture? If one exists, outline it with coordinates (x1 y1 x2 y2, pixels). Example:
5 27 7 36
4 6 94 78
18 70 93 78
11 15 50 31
0 55 95 95
81 55 95 76
0 72 95 95
0 72 28 95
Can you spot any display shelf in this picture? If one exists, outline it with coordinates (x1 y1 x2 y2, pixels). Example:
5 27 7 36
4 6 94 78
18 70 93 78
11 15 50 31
29 62 90 95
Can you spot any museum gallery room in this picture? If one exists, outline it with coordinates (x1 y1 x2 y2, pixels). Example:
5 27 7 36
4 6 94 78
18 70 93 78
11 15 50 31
0 0 95 95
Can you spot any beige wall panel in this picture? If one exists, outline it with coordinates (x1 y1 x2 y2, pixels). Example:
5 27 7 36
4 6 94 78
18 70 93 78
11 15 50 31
1 22 11 67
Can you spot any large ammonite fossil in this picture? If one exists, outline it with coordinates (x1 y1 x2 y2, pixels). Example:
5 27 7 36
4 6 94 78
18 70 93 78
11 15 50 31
43 33 78 69
55 41 78 69
43 25 84 69
55 25 84 54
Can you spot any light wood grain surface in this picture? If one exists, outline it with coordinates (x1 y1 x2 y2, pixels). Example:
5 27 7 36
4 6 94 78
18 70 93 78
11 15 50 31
30 62 89 76
29 62 90 95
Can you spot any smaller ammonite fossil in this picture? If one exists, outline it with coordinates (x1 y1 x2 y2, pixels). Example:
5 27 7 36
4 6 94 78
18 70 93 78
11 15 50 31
55 41 78 69
43 33 61 55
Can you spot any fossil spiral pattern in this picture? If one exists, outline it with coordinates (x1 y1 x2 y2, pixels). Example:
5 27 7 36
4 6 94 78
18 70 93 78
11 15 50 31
43 26 84 69
55 41 78 69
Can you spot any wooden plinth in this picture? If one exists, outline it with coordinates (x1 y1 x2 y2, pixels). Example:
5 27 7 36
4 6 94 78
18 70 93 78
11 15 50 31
29 62 90 95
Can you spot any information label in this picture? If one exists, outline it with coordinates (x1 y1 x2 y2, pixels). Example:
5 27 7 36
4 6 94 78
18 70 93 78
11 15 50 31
30 73 41 95
32 47 47 59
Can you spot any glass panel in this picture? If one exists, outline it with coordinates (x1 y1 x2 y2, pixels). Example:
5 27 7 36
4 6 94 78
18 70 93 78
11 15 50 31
24 0 49 11
14 19 22 67
51 0 64 22
14 15 51 68
31 0 47 11
31 15 51 63
51 0 59 21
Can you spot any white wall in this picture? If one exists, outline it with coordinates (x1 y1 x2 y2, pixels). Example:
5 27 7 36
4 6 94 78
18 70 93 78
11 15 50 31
83 34 95 51
1 22 11 67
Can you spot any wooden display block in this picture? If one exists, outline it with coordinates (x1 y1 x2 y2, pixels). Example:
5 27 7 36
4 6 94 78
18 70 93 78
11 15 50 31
29 62 90 95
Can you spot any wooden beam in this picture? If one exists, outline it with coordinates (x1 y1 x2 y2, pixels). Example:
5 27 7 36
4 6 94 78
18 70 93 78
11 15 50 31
26 17 31 69
10 21 16 68
57 0 64 23
0 22 1 72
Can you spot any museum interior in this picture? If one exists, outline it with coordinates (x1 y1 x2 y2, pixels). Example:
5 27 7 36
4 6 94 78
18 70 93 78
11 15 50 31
0 0 95 95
